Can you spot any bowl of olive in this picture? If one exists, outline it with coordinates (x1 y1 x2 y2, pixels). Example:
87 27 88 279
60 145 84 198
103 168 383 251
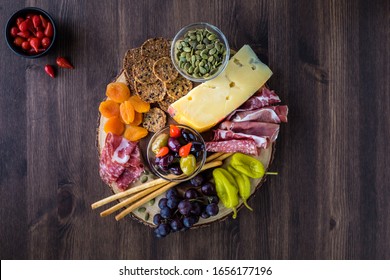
147 124 206 182
171 22 230 83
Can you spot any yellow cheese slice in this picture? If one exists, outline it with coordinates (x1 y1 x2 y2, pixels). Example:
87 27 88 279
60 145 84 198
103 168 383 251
168 45 272 132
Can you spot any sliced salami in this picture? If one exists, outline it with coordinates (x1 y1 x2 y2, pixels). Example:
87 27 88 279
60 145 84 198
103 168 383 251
213 129 269 149
99 133 144 191
206 139 259 156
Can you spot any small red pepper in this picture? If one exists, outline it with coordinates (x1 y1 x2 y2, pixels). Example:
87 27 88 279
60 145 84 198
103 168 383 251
29 37 40 52
56 57 74 69
44 64 55 78
44 22 53 37
156 146 169 158
32 15 41 29
179 142 192 157
40 15 48 28
169 124 181 138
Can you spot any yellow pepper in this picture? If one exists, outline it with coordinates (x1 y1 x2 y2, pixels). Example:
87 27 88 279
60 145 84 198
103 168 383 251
212 168 239 219
227 165 253 211
230 152 265 178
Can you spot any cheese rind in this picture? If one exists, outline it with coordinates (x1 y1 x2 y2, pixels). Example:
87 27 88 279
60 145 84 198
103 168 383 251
168 45 272 132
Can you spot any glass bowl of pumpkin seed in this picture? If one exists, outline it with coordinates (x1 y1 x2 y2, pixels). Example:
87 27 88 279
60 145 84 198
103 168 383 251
171 22 230 83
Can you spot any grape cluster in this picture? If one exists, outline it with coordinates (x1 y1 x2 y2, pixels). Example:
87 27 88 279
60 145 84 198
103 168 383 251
153 174 219 238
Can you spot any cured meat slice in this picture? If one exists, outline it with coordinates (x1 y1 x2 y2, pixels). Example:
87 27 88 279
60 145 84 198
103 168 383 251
206 139 259 156
213 129 269 149
239 87 281 111
219 121 280 142
99 133 144 191
229 105 288 123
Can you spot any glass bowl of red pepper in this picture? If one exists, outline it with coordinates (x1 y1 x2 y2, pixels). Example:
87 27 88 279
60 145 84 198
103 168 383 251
147 124 207 182
5 7 56 58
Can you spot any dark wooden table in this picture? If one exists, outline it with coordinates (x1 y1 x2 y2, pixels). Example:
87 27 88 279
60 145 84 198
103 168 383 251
1 0 389 260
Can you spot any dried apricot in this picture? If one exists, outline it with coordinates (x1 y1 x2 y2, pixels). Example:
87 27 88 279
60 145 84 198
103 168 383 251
124 125 148 141
99 100 120 118
120 101 135 124
129 111 143 126
104 117 125 135
106 82 130 103
128 95 150 113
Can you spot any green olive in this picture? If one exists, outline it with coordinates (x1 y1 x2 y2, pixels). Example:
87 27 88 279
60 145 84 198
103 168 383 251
179 154 196 176
151 133 169 154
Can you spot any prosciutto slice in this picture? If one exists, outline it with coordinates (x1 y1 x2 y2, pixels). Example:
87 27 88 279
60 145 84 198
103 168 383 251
213 129 269 149
229 105 288 123
219 121 280 143
99 133 144 191
206 139 259 156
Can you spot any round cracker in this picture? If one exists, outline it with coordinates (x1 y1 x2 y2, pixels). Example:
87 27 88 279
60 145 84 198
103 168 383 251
124 69 137 95
141 38 171 60
134 80 166 103
142 107 167 133
132 57 158 84
123 47 143 71
165 76 193 99
158 94 177 113
153 57 179 83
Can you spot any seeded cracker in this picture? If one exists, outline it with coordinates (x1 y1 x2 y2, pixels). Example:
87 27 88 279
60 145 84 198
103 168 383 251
123 48 143 70
132 57 159 84
141 38 171 60
153 57 179 83
165 76 193 99
158 94 177 113
142 107 167 133
135 80 166 103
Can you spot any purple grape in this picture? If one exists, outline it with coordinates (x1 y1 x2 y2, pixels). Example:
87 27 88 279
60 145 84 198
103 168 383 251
201 211 210 219
166 188 178 199
160 206 172 219
158 198 168 209
182 216 196 228
170 218 183 232
156 223 170 237
206 203 219 216
201 182 216 195
178 199 192 215
153 214 162 225
190 201 202 216
167 197 179 209
168 137 181 152
209 195 219 204
185 188 199 199
190 174 204 187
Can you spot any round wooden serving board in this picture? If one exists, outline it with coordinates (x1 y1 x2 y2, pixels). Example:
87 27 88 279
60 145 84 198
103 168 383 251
97 71 274 228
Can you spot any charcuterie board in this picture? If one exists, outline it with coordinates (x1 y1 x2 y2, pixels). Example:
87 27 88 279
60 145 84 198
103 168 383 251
94 34 287 236
97 71 275 227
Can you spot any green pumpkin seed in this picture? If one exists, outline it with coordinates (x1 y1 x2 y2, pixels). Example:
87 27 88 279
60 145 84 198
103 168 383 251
196 44 205 50
201 53 208 59
199 66 207 74
208 34 216 40
206 43 214 49
141 176 148 183
188 66 194 74
148 199 155 206
145 212 150 221
138 207 146 213
183 47 191 52
209 48 217 55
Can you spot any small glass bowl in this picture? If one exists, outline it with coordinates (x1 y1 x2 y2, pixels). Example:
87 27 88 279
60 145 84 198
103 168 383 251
171 22 230 83
5 7 56 58
147 124 207 182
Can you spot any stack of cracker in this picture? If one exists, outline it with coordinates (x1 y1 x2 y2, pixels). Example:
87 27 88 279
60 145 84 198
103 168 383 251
122 38 193 133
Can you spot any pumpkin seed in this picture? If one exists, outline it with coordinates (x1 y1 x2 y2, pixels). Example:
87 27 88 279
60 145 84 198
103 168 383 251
144 212 150 221
148 199 155 206
141 176 148 183
199 66 207 74
138 207 146 213
183 47 191 52
206 43 214 49
208 34 216 40
209 48 217 55
196 44 205 50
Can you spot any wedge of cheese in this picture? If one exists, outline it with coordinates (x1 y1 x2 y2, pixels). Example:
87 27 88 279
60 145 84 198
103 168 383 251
168 45 273 132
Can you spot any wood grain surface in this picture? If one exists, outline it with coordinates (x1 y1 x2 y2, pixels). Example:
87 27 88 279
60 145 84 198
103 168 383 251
0 0 389 260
